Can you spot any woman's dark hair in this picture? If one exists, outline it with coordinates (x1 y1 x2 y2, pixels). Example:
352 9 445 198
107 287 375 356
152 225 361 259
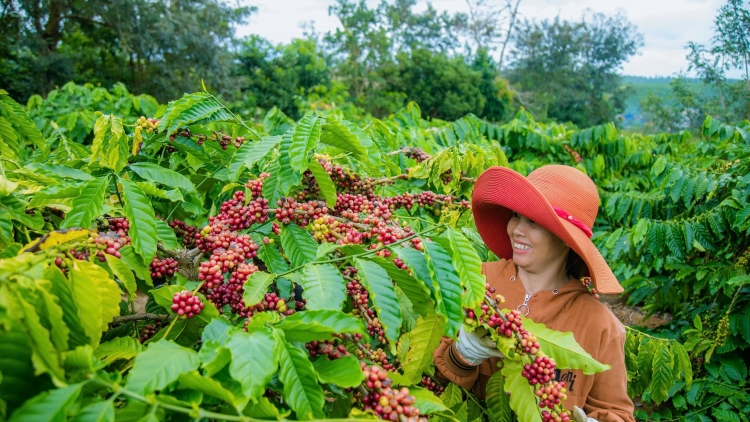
565 249 586 279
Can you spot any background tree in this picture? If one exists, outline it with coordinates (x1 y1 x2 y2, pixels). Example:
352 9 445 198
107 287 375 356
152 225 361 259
506 13 643 127
0 0 254 102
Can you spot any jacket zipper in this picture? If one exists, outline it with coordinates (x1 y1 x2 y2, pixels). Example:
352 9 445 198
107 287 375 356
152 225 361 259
517 293 532 316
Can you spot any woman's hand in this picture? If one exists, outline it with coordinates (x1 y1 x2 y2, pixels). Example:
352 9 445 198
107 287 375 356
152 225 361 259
572 406 597 422
454 325 505 366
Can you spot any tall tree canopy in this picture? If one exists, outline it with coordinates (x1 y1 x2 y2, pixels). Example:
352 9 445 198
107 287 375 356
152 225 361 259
0 0 254 102
506 13 643 127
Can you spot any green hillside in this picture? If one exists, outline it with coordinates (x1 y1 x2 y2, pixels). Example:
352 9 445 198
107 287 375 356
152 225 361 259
620 75 716 127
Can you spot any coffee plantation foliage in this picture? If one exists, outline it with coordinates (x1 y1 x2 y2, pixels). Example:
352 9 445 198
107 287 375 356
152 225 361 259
0 82 748 422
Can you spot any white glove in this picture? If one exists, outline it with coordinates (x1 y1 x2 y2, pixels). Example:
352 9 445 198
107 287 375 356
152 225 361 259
572 406 597 422
454 325 505 366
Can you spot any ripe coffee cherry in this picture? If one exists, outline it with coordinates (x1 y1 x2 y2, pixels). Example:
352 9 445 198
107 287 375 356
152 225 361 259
171 290 205 319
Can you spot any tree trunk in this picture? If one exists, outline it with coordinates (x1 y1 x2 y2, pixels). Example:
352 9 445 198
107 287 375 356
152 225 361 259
43 0 64 52
498 0 522 71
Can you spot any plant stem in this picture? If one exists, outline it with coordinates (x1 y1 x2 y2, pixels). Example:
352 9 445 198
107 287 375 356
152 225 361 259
275 224 445 279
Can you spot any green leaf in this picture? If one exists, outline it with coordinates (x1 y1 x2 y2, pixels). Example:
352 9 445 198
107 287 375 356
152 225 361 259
366 255 432 316
502 360 542 422
155 219 180 251
300 263 347 311
274 330 325 420
242 271 276 307
671 341 692 389
90 114 129 173
289 115 322 172
354 258 402 348
522 318 610 374
486 371 511 422
257 243 289 274
401 310 446 384
274 309 366 342
649 343 674 404
313 355 365 388
118 245 153 286
105 254 137 301
281 223 318 268
201 318 233 345
228 135 282 182
394 248 437 316
320 116 368 159
444 229 486 313
0 195 43 230
159 92 234 135
125 340 199 394
424 241 463 338
10 286 65 381
35 282 70 351
60 177 108 229
70 401 115 422
120 178 158 262
8 383 83 422
409 388 452 415
95 337 143 364
199 343 231 376
178 371 238 405
69 260 122 346
308 158 337 209
226 327 278 401
440 383 463 408
42 266 89 348
129 162 196 193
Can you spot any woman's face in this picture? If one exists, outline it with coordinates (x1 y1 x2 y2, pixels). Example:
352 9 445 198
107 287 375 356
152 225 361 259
506 211 570 272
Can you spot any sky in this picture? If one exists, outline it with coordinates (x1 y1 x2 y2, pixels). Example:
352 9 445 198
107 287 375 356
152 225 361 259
235 0 744 78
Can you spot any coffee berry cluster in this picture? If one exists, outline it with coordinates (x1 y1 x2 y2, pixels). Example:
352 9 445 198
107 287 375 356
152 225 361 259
171 290 205 319
359 363 427 422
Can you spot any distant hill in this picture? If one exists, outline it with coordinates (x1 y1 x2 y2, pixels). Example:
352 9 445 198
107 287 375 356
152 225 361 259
619 75 716 128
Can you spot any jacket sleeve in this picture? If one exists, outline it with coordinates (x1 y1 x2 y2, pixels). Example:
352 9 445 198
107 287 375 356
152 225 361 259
584 331 635 422
433 337 480 390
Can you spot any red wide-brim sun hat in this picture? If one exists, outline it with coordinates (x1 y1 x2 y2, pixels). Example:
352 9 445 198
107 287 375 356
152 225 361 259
471 165 623 295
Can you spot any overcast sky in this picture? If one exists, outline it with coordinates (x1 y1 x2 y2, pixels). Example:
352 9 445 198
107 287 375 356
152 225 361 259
236 0 744 78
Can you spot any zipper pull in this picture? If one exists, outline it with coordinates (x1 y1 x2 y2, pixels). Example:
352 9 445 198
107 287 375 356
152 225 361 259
517 293 531 316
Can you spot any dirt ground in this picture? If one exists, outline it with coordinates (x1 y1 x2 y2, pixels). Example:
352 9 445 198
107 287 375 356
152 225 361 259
600 295 672 329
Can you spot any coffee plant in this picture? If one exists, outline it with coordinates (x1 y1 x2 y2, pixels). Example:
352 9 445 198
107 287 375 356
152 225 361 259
0 83 747 421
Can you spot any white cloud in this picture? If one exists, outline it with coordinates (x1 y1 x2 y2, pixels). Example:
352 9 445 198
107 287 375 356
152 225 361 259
236 0 744 78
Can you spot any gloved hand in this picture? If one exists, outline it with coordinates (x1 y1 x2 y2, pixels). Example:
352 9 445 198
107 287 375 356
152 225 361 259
572 406 597 422
454 325 505 366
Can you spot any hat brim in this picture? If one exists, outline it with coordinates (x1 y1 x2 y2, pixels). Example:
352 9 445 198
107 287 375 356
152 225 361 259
471 167 623 295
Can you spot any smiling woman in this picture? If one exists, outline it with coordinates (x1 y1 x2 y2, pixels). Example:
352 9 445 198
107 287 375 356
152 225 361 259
434 165 635 422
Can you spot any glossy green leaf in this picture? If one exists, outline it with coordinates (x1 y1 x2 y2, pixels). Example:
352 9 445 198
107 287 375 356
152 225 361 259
125 340 199 394
95 337 143 365
424 241 463 338
308 157 337 208
154 219 180 251
242 271 275 307
443 229 486 313
275 330 325 419
354 258 402 348
281 223 317 268
60 177 108 229
289 115 322 172
70 401 115 422
178 371 238 405
8 383 83 422
366 254 432 316
105 254 137 301
502 360 541 422
42 266 89 348
129 162 196 193
409 388 451 415
320 116 368 160
300 263 347 311
522 318 610 375
649 344 674 404
401 310 446 384
313 355 365 388
228 135 282 182
486 371 512 422
226 327 278 400
159 92 234 135
118 245 153 285
120 178 158 262
274 309 366 342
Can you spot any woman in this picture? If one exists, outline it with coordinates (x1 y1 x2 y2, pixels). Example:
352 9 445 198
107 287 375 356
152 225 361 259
433 165 635 422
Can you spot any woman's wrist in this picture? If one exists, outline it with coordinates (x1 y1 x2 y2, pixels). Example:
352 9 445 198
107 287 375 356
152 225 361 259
450 341 478 368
